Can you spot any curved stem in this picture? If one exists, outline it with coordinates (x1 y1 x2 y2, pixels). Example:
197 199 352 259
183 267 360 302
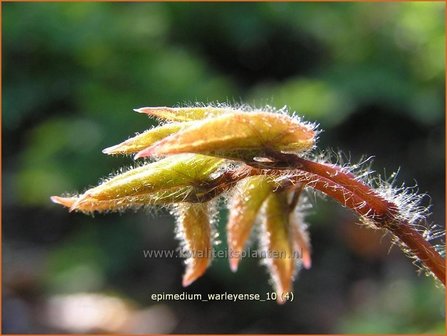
192 153 445 284
393 222 445 284
219 152 446 284
287 171 445 285
261 150 398 218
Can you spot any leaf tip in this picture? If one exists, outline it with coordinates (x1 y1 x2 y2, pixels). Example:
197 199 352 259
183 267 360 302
134 106 169 118
182 260 208 287
133 107 150 114
302 252 312 270
182 276 194 287
229 257 239 272
102 145 118 155
51 195 80 213
50 195 72 207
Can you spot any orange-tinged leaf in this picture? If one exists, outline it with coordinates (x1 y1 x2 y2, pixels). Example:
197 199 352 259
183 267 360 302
227 176 273 271
289 210 312 269
136 112 316 159
65 154 222 211
175 203 213 286
51 187 194 214
102 122 192 155
134 106 235 122
262 192 295 303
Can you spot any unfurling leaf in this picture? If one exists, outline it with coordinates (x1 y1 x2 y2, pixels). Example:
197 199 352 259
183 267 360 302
134 106 235 122
135 112 316 160
262 191 295 303
289 209 312 269
56 154 223 211
175 202 213 287
227 176 274 271
103 122 193 155
51 187 194 214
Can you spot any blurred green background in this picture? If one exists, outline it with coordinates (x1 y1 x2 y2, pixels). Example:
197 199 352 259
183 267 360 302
2 1 445 334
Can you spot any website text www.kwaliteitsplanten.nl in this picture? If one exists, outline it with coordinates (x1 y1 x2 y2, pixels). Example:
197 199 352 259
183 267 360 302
142 247 305 260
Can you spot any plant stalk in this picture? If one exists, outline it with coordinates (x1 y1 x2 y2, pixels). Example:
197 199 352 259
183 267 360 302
192 152 445 284
261 151 446 285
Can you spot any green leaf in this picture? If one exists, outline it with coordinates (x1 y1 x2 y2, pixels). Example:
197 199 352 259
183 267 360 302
136 111 316 160
102 122 193 155
52 154 223 211
262 191 295 303
227 176 274 271
135 106 236 122
175 202 213 286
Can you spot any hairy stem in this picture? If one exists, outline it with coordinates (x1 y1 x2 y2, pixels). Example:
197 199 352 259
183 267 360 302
392 221 445 284
192 151 440 285
207 152 446 284
262 150 398 217
262 151 445 284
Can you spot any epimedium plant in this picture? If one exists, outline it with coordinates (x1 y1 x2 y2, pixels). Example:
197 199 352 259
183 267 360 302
52 104 445 304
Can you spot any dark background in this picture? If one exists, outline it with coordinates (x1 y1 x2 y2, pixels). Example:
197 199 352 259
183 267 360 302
2 2 445 334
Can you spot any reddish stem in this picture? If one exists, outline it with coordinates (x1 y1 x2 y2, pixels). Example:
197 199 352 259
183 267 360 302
286 173 380 218
393 222 445 284
262 150 397 218
286 171 446 285
249 151 446 284
196 152 445 284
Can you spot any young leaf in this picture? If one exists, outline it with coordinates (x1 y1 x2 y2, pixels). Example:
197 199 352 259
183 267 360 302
175 202 213 286
227 176 274 271
67 154 223 210
134 106 235 122
262 191 296 303
102 122 193 155
51 187 195 214
135 112 316 160
289 209 312 269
